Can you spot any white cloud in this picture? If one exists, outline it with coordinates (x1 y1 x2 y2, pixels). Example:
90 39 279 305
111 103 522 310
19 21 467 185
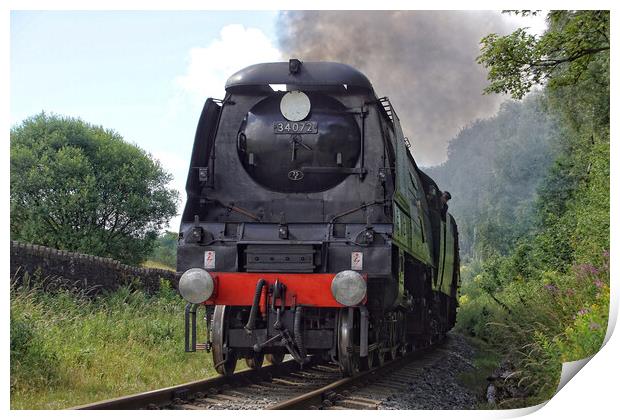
151 150 188 231
175 24 282 104
163 24 282 231
152 149 188 174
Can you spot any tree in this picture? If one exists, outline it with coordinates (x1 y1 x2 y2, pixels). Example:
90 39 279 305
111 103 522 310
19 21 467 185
478 10 609 99
11 113 178 265
451 11 609 405
476 10 610 268
149 231 178 268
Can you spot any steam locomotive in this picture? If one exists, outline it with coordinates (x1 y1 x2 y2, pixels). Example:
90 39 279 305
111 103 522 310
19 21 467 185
177 60 460 376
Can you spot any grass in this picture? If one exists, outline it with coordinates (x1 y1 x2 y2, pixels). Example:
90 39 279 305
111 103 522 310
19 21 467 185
457 336 500 400
141 260 175 271
10 279 217 409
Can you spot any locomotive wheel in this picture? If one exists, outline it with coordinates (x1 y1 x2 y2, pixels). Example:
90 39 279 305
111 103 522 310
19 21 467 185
245 352 264 370
337 307 360 376
266 352 285 365
212 305 238 376
371 347 385 367
387 346 398 361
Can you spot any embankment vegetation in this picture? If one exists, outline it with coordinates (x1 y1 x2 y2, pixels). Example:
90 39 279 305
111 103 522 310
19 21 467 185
430 11 610 406
10 280 215 409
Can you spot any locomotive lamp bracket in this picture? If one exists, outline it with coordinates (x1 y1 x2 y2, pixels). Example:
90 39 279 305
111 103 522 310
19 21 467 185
197 166 209 182
278 212 289 239
186 215 204 243
363 212 375 244
278 224 289 239
189 227 203 243
289 58 302 74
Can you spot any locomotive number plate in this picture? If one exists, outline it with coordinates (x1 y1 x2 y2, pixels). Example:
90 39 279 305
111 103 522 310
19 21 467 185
274 121 318 134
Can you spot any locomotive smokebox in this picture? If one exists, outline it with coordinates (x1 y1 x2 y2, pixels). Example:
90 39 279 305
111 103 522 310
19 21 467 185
237 91 361 193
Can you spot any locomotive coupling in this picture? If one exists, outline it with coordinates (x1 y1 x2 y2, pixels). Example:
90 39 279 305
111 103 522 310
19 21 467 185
179 268 215 304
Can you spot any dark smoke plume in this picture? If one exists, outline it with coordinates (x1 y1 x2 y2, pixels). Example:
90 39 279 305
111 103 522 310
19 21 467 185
277 11 514 166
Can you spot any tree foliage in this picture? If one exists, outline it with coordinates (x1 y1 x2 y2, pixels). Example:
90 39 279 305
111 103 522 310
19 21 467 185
10 113 178 265
148 231 178 269
478 10 609 99
451 10 609 405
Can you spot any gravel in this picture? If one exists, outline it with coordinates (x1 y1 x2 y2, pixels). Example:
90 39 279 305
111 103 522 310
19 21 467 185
165 334 482 410
378 333 479 409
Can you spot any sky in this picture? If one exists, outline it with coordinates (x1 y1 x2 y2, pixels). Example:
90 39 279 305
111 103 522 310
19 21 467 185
10 10 546 231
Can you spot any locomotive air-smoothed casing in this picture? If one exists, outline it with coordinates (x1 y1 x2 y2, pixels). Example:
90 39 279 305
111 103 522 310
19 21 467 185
177 61 458 314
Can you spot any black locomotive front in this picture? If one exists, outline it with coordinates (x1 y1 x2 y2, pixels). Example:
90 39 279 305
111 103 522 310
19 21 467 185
176 60 459 376
238 90 362 193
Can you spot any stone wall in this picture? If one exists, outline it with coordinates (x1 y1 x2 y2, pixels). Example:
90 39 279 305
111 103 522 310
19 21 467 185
10 241 180 294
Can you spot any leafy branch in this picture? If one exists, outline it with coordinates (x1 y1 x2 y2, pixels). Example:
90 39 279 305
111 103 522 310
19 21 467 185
478 11 609 99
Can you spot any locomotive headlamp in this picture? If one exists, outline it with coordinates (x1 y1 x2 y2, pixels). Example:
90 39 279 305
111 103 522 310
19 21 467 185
280 91 311 121
179 268 214 304
331 270 366 306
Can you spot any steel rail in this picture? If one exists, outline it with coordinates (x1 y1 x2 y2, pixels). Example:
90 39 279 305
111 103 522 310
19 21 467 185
268 347 432 410
71 359 301 410
73 340 441 410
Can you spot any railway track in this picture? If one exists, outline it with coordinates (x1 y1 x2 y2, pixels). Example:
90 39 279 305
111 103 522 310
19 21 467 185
270 342 446 410
74 338 450 410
